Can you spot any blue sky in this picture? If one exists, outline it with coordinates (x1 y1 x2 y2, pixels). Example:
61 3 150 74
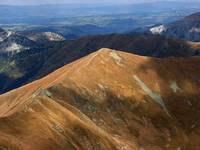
0 0 199 5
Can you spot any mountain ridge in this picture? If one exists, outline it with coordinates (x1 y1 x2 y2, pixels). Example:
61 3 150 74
0 48 200 149
1 33 200 94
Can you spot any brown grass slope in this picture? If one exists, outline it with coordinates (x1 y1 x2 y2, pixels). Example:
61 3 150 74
0 48 200 150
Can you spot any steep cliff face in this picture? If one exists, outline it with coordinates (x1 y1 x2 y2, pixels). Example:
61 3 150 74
0 48 200 150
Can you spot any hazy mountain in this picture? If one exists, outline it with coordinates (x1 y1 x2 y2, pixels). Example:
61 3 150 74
149 12 200 42
0 28 12 42
2 2 200 42
24 32 65 44
19 24 114 40
1 11 193 40
0 48 200 149
0 28 65 54
0 33 38 54
0 28 43 54
1 1 200 38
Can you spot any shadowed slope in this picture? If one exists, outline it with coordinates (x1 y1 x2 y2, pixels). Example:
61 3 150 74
0 48 200 150
1 33 200 94
35 34 200 80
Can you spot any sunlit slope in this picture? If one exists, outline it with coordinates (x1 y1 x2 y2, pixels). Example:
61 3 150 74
0 48 200 150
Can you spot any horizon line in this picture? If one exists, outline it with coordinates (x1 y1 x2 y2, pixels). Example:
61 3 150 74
0 1 199 7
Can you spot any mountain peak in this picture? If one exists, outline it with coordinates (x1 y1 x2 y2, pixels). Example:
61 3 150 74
0 49 200 149
97 47 112 52
26 31 65 43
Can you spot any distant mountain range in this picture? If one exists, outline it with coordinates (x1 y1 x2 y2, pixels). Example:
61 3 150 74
0 28 65 54
0 48 200 149
0 32 38 54
24 32 65 44
1 1 200 39
147 12 200 42
0 2 200 21
19 24 115 40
